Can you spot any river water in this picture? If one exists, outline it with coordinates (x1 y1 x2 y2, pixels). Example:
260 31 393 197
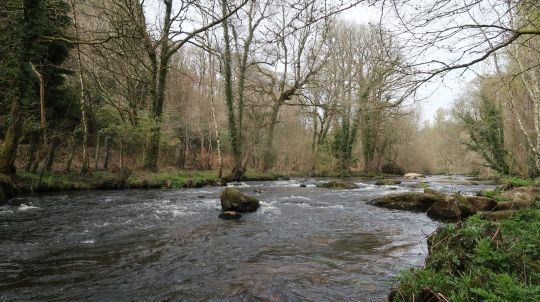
0 176 494 301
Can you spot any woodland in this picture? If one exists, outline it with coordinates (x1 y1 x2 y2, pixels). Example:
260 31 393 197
1 0 540 185
1 1 540 301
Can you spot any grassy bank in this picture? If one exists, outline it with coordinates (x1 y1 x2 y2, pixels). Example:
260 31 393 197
13 169 310 193
391 208 540 301
15 170 223 193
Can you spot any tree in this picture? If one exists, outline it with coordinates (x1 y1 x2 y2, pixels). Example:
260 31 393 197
457 91 510 174
131 0 248 171
0 0 71 176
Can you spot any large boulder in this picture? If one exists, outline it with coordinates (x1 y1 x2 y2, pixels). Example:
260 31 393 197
369 192 443 212
316 181 358 189
404 173 425 180
220 188 260 212
219 211 241 220
426 194 477 221
464 196 497 211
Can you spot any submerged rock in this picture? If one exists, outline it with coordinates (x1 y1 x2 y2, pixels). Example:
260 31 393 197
374 179 401 186
299 184 307 188
218 211 242 220
426 194 477 221
404 173 425 180
220 188 260 212
369 192 443 212
316 181 358 189
423 188 446 198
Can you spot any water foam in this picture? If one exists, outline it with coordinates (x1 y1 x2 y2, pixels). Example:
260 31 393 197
17 204 40 211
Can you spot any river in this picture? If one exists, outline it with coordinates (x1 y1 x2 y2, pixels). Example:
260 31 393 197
0 176 494 301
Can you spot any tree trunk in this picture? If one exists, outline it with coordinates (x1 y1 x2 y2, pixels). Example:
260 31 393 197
0 98 24 176
71 0 90 176
25 130 41 172
262 103 280 172
45 138 58 172
94 133 101 170
65 134 76 172
103 136 110 171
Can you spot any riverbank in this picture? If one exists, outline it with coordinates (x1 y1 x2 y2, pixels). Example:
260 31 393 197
3 169 398 197
373 176 540 301
390 208 540 301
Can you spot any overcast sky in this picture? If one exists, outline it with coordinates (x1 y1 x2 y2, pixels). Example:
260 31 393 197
338 3 476 123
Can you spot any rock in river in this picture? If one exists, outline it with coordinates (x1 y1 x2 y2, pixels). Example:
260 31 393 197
426 194 477 221
464 196 497 211
220 187 260 212
219 211 242 220
374 179 402 186
369 192 443 212
316 181 359 189
403 173 425 180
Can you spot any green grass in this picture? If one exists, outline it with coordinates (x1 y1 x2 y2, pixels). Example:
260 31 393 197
129 170 220 188
480 189 512 202
500 175 537 188
16 171 111 191
16 170 221 192
392 209 540 302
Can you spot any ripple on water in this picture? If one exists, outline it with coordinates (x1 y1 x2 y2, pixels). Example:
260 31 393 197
0 176 484 301
17 204 40 211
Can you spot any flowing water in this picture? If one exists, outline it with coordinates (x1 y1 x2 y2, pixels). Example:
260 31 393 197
0 176 494 301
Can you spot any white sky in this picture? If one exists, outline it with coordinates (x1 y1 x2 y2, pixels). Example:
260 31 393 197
339 4 476 123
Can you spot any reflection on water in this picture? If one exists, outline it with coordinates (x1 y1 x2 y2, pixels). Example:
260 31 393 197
0 176 493 301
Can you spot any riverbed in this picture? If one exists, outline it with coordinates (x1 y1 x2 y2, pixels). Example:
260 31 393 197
0 176 493 301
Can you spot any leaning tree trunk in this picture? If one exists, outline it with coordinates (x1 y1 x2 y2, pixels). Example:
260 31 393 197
0 98 24 176
261 103 281 173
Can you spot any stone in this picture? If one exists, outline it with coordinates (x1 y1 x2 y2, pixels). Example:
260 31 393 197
219 211 242 220
404 173 425 180
369 192 443 212
374 179 402 186
220 188 260 212
299 184 307 188
316 181 358 189
426 194 477 221
464 196 497 211
423 188 446 198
